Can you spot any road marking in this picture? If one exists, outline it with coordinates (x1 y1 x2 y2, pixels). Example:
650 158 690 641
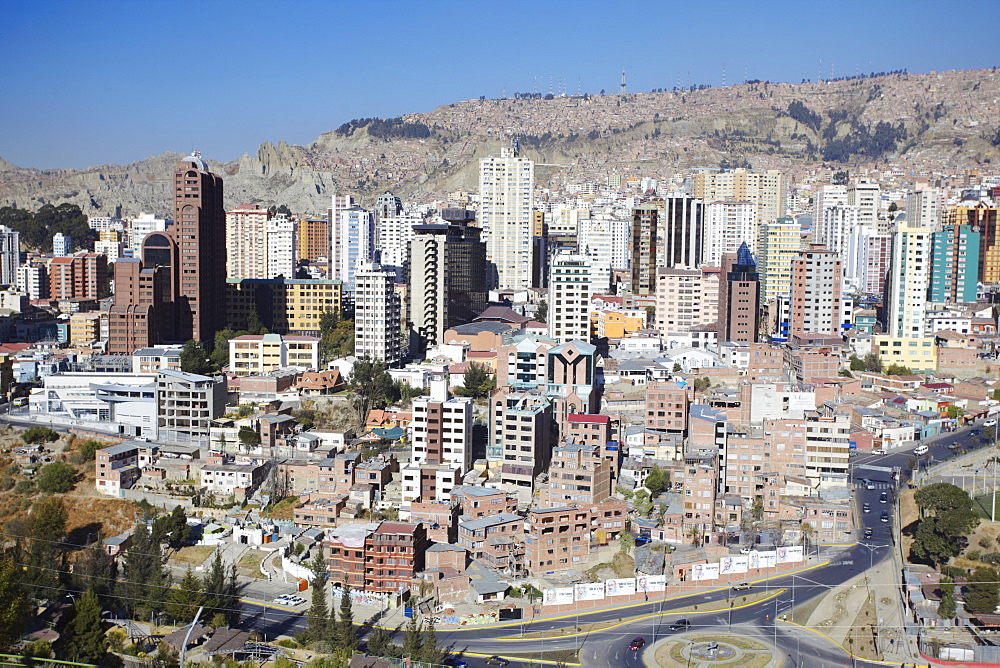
464 651 582 666
779 618 907 666
856 464 895 472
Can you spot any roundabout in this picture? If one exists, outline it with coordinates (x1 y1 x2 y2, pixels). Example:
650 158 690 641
653 633 782 667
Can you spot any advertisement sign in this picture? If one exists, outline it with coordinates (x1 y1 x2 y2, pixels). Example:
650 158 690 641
574 583 605 601
720 556 749 575
778 545 804 563
555 587 574 604
543 588 558 606
700 563 720 580
748 550 760 570
637 574 666 592
757 551 777 568
606 578 636 596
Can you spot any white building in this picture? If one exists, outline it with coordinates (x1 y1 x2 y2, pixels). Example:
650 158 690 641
337 206 375 290
16 264 46 300
410 380 474 470
94 240 126 260
226 204 269 280
53 233 72 257
479 145 534 289
354 262 402 366
578 216 629 293
0 226 19 286
376 216 423 271
548 250 591 344
906 188 940 228
265 215 298 279
33 372 158 439
127 213 170 253
156 370 227 446
848 178 882 231
200 461 268 497
886 220 931 339
812 185 848 221
702 200 757 266
814 205 860 266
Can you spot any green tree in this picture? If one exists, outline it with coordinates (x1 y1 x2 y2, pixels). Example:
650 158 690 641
645 466 670 497
910 517 961 566
210 327 237 370
73 546 117 607
965 566 1000 614
349 357 399 428
246 305 268 336
201 551 241 628
455 363 495 399
180 339 212 375
914 483 980 536
36 460 77 493
418 619 443 664
63 590 108 664
987 425 997 443
306 548 330 644
672 362 682 373
20 497 67 602
938 590 957 618
0 553 28 651
402 615 422 659
848 354 866 371
365 625 397 657
22 426 59 444
167 567 203 624
993 388 1000 402
618 529 635 554
152 506 192 550
238 426 261 451
863 353 882 373
947 405 965 419
693 377 711 392
338 584 356 652
884 363 913 376
535 299 548 324
78 440 103 460
121 521 170 620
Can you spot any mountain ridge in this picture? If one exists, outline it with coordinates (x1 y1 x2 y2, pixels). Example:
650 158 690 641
2 68 999 216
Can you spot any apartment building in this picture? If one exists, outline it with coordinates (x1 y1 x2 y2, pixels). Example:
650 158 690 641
547 250 591 344
565 413 619 474
364 522 427 594
679 458 718 545
540 443 611 507
450 486 518 519
228 333 320 376
226 204 269 280
226 278 343 336
457 513 524 575
654 267 720 335
200 461 268 499
95 441 143 496
645 381 690 437
489 388 555 487
156 369 227 446
410 380 473 470
524 506 593 576
48 252 107 301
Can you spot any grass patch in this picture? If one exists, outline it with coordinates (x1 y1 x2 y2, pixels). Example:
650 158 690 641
973 491 1000 519
262 495 300 520
170 545 216 566
237 551 267 579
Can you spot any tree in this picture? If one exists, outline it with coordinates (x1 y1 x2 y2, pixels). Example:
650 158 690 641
78 439 102 460
402 615 422 659
73 546 117 607
914 483 980 536
987 425 997 443
22 426 59 444
848 354 866 371
306 548 330 644
938 590 957 618
863 353 882 373
167 567 203 624
418 619 443 664
201 551 241 628
245 305 268 336
63 590 108 664
21 497 68 602
456 363 495 399
121 520 170 620
152 506 192 550
0 554 28 651
349 357 399 428
180 340 212 375
535 299 548 324
911 517 963 566
800 522 815 555
885 363 913 376
238 425 261 452
965 566 1000 615
947 405 965 420
36 460 77 493
693 377 711 393
618 529 635 554
365 625 396 657
645 466 670 497
338 584 356 652
210 327 237 371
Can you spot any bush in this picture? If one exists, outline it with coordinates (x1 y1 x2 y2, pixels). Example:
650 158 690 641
0 477 13 491
36 460 77 493
276 639 298 649
78 440 103 460
968 550 983 562
22 426 59 444
14 480 33 495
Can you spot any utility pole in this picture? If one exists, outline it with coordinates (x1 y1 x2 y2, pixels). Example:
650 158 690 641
179 606 204 668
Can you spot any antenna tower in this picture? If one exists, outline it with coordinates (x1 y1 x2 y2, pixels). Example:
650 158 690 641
620 68 626 95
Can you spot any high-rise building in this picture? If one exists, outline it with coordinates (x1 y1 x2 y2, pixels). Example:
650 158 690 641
876 219 936 370
660 196 705 269
721 242 761 343
812 185 848 221
906 188 940 228
296 217 330 264
108 258 166 354
408 209 487 350
693 169 786 224
578 216 629 294
756 218 801 302
327 193 355 279
16 263 47 300
630 201 661 294
930 224 980 304
788 244 842 337
375 191 402 220
0 226 19 286
548 249 592 344
171 152 227 343
702 200 757 266
336 206 375 290
848 178 883 233
225 204 268 280
127 213 170 253
265 215 297 279
48 252 108 301
654 266 720 334
479 144 535 289
410 380 474 471
52 233 72 257
944 194 999 283
860 232 891 296
813 205 860 266
354 262 402 366
376 215 423 275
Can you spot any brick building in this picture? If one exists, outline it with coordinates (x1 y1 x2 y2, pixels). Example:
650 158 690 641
524 506 593 576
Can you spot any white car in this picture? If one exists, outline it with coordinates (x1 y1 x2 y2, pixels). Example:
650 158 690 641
914 444 929 456
985 419 997 427
740 546 753 554
872 448 886 455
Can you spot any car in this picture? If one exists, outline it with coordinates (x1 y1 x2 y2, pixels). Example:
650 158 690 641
732 582 751 591
971 429 980 436
864 528 873 540
880 492 888 504
864 479 876 490
872 448 887 455
880 511 890 523
484 657 510 666
739 546 753 554
985 419 997 427
668 619 691 632
285 595 305 605
272 595 291 604
914 444 929 456
628 637 645 651
863 503 871 513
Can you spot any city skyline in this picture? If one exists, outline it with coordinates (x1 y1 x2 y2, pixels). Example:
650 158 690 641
1 0 997 170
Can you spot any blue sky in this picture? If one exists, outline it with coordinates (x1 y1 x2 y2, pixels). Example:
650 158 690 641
1 0 996 170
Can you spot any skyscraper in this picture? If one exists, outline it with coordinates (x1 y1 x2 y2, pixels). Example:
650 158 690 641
225 204 268 280
0 226 19 286
630 201 661 294
877 219 936 370
660 196 705 269
354 262 402 366
702 200 756 266
327 193 355 280
408 209 487 350
52 232 72 257
578 215 629 294
847 178 883 234
788 244 842 337
756 218 802 302
171 152 227 343
693 169 786 225
721 242 761 343
944 194 999 283
930 224 980 304
548 249 591 344
479 144 534 289
265 215 297 279
336 206 375 290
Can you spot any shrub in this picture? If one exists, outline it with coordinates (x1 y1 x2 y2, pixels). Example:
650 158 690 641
36 460 77 493
78 440 102 460
14 480 33 495
968 550 983 562
22 426 59 444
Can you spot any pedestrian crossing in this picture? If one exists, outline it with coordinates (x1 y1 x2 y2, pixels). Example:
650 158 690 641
859 481 896 490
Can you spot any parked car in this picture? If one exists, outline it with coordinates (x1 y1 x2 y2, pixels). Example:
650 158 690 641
732 583 751 591
864 528 873 540
914 444 929 456
880 492 888 504
948 443 960 450
872 448 887 455
739 546 753 554
880 511 890 523
985 419 997 427
629 637 645 651
484 657 510 666
668 619 691 632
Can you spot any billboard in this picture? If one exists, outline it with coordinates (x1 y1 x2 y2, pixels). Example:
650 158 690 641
637 574 666 592
720 555 749 575
757 551 777 568
606 578 636 596
543 588 574 605
778 546 803 563
574 583 605 601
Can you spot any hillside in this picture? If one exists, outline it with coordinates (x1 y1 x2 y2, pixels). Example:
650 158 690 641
2 68 1000 216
